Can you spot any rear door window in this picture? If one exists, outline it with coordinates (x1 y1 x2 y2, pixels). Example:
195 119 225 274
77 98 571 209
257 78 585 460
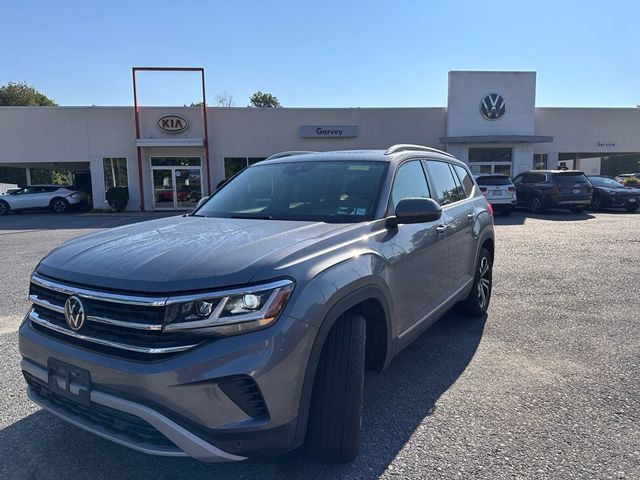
526 173 547 184
426 160 464 206
452 164 475 197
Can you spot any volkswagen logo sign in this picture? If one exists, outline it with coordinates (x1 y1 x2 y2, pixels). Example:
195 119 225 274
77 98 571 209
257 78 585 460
64 296 86 331
480 93 506 120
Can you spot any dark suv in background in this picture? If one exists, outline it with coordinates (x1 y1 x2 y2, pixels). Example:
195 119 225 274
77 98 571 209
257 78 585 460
19 145 494 464
512 170 593 214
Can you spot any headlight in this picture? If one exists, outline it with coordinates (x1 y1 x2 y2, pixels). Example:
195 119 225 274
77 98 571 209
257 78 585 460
163 279 294 335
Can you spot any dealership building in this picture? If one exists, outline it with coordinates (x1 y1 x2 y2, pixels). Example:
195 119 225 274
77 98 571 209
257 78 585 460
1 70 639 211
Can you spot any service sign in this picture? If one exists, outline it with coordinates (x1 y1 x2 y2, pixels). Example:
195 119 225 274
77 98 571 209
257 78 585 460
158 115 188 133
299 125 358 138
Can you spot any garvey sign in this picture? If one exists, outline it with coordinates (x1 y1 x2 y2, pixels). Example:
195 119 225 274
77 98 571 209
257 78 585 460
299 126 358 138
158 115 188 133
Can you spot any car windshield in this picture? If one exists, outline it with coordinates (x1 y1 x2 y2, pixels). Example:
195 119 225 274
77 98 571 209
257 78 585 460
553 173 590 184
476 175 512 186
588 176 624 188
196 161 388 223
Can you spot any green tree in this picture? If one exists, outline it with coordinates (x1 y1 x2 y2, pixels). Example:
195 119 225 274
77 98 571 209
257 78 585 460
248 91 281 108
0 82 57 106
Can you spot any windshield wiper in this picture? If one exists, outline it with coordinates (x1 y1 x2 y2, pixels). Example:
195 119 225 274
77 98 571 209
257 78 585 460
229 214 273 220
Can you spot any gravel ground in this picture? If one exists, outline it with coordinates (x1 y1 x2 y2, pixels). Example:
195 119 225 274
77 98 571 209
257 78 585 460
0 210 638 479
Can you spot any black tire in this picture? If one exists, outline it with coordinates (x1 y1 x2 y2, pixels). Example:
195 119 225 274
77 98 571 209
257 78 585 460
0 200 10 215
626 205 639 212
529 196 544 214
50 197 69 213
306 311 366 463
458 248 492 317
570 206 585 214
591 196 604 211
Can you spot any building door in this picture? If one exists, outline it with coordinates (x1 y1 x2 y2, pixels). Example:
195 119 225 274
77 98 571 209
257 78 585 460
151 157 202 210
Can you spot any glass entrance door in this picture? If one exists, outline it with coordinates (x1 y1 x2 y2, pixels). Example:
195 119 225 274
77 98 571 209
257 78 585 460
175 169 202 209
153 169 174 209
151 158 203 210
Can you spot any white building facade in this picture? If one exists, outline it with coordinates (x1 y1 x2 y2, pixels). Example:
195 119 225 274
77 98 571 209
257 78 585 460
1 71 639 211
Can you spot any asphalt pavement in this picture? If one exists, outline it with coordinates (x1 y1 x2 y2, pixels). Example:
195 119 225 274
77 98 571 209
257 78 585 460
0 210 638 479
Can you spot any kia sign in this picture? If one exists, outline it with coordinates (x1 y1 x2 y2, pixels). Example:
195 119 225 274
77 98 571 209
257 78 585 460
299 126 358 138
158 115 188 133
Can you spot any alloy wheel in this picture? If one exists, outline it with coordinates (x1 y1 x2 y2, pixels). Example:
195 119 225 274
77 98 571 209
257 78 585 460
477 256 491 310
53 200 66 213
0 202 7 215
530 197 542 214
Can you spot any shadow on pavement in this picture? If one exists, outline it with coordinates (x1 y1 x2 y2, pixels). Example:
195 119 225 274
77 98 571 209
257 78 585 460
0 312 485 480
493 209 596 226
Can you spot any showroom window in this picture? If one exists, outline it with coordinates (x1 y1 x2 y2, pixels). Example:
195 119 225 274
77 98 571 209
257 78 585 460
534 154 548 170
467 147 513 177
103 158 128 190
224 157 266 179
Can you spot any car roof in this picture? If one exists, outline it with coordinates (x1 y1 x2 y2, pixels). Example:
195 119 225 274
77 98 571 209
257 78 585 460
256 149 465 168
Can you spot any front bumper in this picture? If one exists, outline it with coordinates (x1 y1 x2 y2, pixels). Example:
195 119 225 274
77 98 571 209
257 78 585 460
19 313 318 461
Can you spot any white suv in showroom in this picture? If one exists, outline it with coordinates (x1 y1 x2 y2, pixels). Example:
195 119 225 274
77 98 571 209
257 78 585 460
0 185 88 215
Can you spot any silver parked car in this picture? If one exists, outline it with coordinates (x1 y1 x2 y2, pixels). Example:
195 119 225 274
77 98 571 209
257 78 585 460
0 185 88 214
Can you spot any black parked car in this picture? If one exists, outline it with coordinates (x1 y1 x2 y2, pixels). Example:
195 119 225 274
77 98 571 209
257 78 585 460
512 170 593 214
587 175 640 212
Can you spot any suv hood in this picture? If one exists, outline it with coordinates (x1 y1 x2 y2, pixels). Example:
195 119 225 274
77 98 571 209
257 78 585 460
36 216 349 293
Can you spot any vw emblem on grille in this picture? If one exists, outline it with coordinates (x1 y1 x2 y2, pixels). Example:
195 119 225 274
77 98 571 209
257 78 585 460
64 296 86 331
480 93 506 120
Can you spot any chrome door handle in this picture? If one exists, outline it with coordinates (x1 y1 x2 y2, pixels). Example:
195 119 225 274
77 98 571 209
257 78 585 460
467 213 475 220
435 225 447 234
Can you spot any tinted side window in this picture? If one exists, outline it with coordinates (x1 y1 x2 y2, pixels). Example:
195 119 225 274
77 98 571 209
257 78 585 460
427 161 462 206
452 164 474 198
389 160 430 211
528 173 547 184
512 174 524 185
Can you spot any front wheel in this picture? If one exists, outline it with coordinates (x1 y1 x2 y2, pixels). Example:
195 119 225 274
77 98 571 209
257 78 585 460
0 200 10 215
458 248 492 317
306 311 366 463
591 196 604 211
50 198 69 213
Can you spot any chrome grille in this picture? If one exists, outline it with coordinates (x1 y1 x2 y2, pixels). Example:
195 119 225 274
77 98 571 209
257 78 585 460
28 274 203 356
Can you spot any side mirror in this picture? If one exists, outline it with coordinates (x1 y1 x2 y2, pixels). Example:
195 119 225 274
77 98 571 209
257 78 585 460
194 196 209 210
387 197 442 228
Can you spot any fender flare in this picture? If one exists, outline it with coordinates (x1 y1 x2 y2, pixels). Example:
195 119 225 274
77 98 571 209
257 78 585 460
292 283 393 447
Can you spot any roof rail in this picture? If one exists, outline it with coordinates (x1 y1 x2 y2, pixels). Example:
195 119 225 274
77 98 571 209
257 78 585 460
385 144 454 157
265 151 318 161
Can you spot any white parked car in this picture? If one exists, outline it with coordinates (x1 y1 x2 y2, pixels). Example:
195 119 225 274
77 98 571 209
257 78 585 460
0 185 88 215
475 174 517 215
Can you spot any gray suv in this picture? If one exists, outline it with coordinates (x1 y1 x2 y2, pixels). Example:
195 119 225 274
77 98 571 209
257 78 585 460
19 145 495 463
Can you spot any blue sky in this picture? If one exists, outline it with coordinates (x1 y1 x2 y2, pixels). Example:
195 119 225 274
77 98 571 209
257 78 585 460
2 0 639 107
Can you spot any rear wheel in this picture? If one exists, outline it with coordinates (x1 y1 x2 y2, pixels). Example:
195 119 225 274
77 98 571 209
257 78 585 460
0 200 9 215
529 196 544 214
306 311 366 463
50 197 69 213
458 248 492 317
